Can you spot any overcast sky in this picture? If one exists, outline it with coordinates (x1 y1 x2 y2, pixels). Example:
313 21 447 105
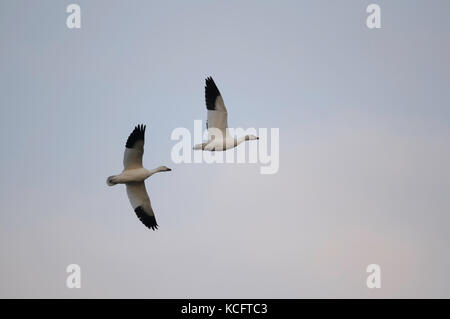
1 0 449 298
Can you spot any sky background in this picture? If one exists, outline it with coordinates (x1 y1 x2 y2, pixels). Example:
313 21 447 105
1 0 450 298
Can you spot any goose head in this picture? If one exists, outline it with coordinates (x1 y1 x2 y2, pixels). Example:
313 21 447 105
245 134 259 141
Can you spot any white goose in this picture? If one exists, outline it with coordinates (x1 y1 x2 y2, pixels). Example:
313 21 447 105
107 125 171 230
193 77 259 151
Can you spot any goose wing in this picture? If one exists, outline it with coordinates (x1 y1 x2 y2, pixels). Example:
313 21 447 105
123 124 146 170
126 182 158 230
205 77 228 138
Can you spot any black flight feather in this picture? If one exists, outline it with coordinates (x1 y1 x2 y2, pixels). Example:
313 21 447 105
205 76 221 111
134 206 158 231
125 124 146 149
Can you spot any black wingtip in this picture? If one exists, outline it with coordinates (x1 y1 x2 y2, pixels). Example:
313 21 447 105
134 206 159 231
125 124 146 149
205 76 216 88
205 77 221 111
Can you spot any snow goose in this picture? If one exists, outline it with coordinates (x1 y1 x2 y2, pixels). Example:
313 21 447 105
193 77 259 151
107 125 171 230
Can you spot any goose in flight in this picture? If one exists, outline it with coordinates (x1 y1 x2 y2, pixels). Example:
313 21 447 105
106 125 171 230
193 77 259 151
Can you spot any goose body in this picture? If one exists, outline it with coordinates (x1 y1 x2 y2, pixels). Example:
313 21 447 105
193 77 259 151
107 125 171 230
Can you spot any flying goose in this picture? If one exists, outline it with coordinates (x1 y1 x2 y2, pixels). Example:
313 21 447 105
107 125 171 230
193 77 259 151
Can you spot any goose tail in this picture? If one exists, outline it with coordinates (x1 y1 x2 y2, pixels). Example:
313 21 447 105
106 175 117 186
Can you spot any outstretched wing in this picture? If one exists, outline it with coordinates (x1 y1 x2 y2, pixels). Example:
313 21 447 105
205 77 228 138
126 182 158 230
123 124 146 170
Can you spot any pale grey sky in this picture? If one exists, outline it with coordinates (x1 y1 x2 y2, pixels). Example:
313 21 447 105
0 0 449 298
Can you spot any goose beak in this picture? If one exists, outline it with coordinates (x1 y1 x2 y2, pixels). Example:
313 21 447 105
167 168 172 171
